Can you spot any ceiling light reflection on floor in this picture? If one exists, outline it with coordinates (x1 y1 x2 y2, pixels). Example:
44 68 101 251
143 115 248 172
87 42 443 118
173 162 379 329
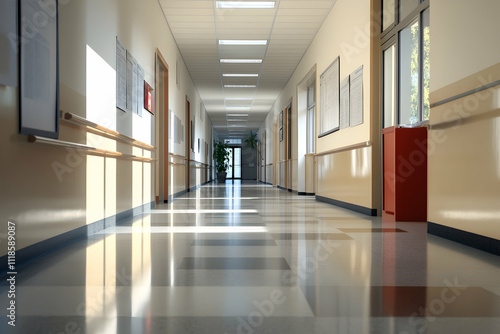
145 209 258 214
102 226 268 234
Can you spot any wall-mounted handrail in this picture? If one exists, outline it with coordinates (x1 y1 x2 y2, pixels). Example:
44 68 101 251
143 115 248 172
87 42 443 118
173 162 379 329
27 135 154 163
169 152 187 159
62 112 155 152
315 141 371 157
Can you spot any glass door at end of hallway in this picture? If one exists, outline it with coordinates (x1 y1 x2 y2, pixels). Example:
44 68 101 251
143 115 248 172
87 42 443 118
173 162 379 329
225 147 242 179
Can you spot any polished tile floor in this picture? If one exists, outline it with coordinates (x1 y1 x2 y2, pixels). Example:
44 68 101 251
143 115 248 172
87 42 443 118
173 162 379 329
2 181 500 333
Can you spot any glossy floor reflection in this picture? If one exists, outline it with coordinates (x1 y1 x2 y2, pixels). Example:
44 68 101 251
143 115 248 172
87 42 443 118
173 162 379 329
1 181 500 333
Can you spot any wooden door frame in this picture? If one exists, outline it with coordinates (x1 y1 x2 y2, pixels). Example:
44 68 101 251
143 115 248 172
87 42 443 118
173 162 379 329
285 98 293 191
155 49 169 204
185 96 191 191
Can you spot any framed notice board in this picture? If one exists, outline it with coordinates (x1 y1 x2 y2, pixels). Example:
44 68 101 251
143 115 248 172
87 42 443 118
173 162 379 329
319 56 340 138
19 0 59 139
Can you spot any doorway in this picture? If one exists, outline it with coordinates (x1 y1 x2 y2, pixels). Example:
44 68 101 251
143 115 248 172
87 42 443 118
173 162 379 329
225 147 242 179
155 50 168 204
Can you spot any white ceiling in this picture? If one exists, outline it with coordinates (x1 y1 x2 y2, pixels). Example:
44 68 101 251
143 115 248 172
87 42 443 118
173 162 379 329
159 0 337 138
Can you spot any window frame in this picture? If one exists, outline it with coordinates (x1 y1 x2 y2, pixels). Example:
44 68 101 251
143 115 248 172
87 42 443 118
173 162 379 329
381 0 430 127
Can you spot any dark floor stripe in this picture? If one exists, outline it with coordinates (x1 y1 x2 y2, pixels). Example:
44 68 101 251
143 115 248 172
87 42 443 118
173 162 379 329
338 228 407 233
178 257 290 270
272 233 353 240
192 239 276 246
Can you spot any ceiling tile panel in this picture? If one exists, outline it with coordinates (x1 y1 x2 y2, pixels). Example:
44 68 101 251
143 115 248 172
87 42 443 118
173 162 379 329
159 0 337 134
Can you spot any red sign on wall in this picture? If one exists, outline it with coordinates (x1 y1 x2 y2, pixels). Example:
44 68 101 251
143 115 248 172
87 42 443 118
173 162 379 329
144 81 154 115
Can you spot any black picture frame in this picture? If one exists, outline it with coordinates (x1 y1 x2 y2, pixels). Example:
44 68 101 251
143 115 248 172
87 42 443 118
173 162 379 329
19 0 59 139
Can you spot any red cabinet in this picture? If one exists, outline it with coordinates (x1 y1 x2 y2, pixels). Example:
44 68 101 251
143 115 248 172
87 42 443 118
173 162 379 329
382 126 427 222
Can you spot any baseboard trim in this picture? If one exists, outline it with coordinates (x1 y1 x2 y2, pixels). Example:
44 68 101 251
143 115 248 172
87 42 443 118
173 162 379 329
0 201 155 277
316 195 377 216
298 192 315 196
428 222 500 256
167 189 188 203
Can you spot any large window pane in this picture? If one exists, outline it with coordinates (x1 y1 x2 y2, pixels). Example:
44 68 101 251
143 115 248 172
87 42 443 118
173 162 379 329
307 84 315 154
307 106 315 153
383 45 396 128
422 8 430 121
383 0 395 31
234 148 241 179
225 148 233 179
399 21 419 125
399 0 419 21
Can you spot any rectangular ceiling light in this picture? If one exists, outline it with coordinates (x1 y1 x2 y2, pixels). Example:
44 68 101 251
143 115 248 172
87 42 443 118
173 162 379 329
225 98 253 101
216 1 275 9
227 114 249 117
224 85 256 88
223 74 259 77
219 40 268 46
220 59 262 64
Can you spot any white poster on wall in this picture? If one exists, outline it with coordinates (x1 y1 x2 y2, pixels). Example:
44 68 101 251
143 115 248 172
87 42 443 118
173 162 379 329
126 51 133 112
340 76 350 129
116 38 127 111
350 66 364 127
319 57 340 137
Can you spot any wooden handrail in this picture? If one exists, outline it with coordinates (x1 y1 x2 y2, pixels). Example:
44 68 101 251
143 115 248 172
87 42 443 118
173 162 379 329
27 135 154 162
315 141 371 157
62 112 155 152
169 152 187 159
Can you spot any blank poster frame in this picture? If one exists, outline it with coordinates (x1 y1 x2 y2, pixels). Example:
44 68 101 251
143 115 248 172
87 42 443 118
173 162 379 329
318 56 340 138
19 0 60 139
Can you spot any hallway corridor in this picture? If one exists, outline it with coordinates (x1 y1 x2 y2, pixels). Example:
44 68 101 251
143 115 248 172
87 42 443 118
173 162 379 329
2 182 500 333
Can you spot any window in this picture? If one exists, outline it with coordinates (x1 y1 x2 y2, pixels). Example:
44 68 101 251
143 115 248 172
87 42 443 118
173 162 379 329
383 45 396 128
307 83 315 154
399 20 419 125
382 0 395 31
381 0 429 127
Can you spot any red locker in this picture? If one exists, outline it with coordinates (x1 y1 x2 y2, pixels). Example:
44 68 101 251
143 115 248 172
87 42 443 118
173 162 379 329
382 126 427 222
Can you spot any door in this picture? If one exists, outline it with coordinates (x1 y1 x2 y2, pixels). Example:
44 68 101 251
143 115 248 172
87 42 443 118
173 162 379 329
225 147 242 179
185 97 191 191
155 51 168 203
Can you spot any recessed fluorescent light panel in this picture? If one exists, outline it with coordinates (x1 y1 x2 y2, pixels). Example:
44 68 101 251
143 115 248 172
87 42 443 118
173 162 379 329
220 59 262 64
223 74 259 77
219 40 267 46
224 85 256 88
227 114 249 117
216 1 275 9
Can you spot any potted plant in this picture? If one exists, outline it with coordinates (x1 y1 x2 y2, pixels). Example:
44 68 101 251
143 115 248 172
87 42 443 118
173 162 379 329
244 131 258 150
213 141 231 183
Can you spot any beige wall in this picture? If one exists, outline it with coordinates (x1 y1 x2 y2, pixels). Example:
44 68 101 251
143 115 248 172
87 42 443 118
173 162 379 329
430 0 500 92
0 0 210 256
429 0 500 239
259 0 377 210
